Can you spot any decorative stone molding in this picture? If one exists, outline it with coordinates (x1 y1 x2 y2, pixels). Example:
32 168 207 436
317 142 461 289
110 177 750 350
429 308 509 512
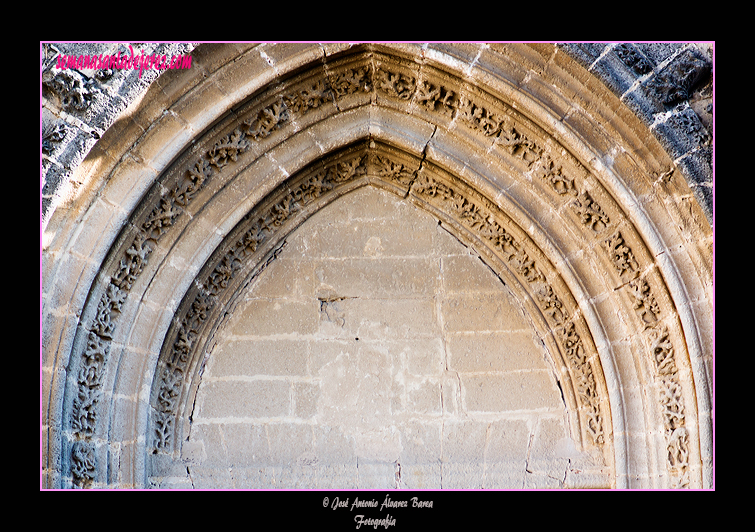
43 43 712 490
646 49 711 106
409 170 607 449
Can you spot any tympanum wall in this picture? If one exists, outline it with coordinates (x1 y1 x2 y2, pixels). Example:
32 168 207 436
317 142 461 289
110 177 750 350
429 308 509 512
41 43 714 489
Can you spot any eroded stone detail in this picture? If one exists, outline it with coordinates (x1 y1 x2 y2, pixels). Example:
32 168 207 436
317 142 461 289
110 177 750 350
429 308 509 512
648 325 690 488
629 277 660 328
43 69 100 112
329 64 373 96
411 172 605 449
375 67 416 100
63 53 701 488
42 121 68 155
602 234 690 487
604 231 639 281
614 43 654 76
67 70 369 485
151 150 369 451
647 49 710 106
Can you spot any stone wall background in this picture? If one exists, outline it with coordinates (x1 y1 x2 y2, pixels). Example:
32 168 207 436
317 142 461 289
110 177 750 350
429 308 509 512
164 186 609 489
40 42 714 490
40 42 714 231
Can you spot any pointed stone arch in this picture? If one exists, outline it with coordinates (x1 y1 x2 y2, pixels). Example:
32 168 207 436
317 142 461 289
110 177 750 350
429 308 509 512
42 43 713 489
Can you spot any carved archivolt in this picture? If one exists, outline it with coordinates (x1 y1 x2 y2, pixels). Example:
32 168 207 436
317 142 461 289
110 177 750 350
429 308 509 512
57 45 706 489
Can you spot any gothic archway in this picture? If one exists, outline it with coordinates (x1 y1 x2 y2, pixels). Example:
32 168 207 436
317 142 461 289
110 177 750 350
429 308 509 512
42 43 713 489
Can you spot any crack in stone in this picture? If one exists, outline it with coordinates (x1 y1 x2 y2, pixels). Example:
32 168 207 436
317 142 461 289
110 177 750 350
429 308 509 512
317 294 357 327
524 430 535 478
402 125 437 199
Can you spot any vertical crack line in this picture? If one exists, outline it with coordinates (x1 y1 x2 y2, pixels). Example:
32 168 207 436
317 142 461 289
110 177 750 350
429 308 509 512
186 465 195 489
394 460 401 489
555 379 566 408
524 429 535 481
403 124 437 199
455 372 463 415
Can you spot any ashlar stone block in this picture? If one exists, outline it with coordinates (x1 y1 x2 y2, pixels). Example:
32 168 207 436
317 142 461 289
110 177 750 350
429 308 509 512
441 293 532 332
197 379 290 419
209 338 309 377
447 330 550 373
229 298 319 336
462 371 563 413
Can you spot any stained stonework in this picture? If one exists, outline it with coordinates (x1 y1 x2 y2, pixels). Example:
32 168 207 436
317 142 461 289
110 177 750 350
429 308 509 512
162 187 609 489
41 43 714 490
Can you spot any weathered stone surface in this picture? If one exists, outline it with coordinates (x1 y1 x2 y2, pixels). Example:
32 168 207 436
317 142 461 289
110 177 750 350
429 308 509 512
41 43 714 491
186 186 589 488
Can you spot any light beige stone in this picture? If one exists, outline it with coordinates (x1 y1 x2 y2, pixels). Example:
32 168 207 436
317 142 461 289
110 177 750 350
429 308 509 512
209 338 309 377
43 44 714 490
462 371 563 412
197 379 290 419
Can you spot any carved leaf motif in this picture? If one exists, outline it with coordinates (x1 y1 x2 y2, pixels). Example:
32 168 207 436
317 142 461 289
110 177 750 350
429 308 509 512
174 159 213 208
604 232 639 279
207 253 242 296
284 79 333 113
376 68 416 100
71 441 96 486
331 66 373 96
534 282 566 325
649 326 677 376
142 197 181 239
509 247 542 283
374 155 414 186
112 233 155 291
659 377 685 432
72 386 100 436
496 124 542 166
457 97 502 137
630 278 660 327
244 99 289 140
416 81 455 114
571 191 610 232
153 410 174 449
78 332 108 389
334 155 366 183
208 128 250 169
90 294 114 339
667 427 689 468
